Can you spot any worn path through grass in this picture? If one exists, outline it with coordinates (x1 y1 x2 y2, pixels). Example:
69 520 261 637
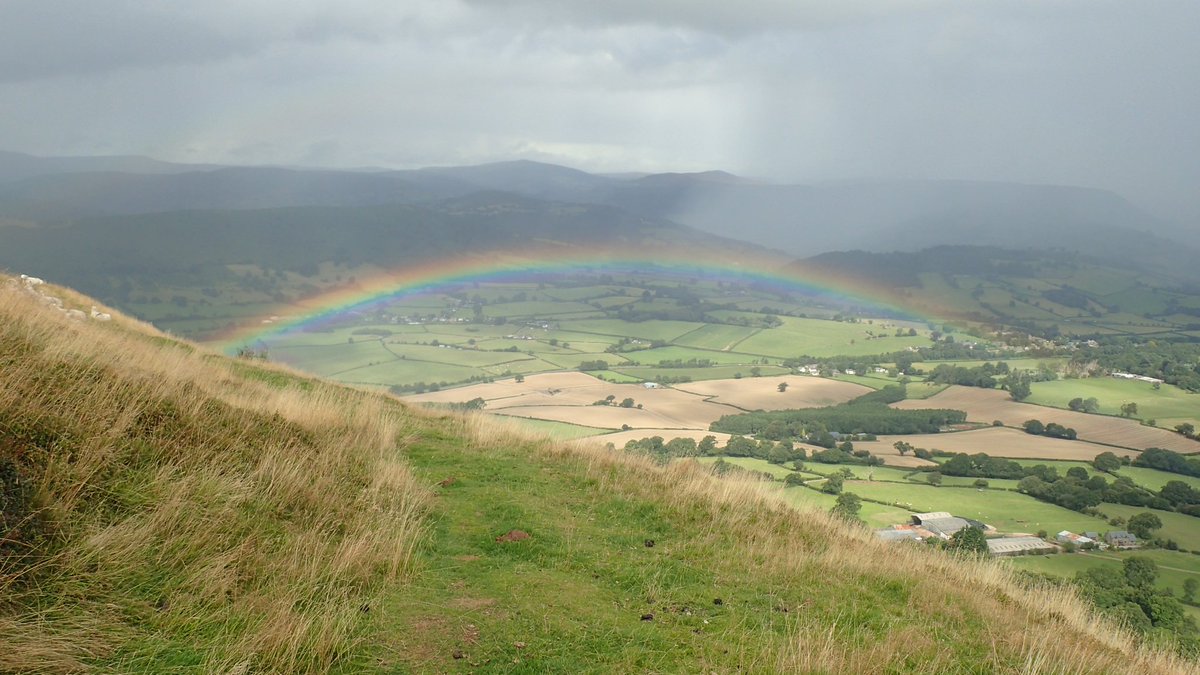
376 421 1001 672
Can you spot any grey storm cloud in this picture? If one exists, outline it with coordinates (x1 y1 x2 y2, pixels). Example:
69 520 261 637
0 1 1197 224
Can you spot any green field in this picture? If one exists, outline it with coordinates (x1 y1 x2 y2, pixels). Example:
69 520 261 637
612 364 789 382
619 345 763 366
1027 378 1200 428
693 456 799 480
846 481 1110 534
1009 550 1200 602
673 324 761 350
774 486 916 529
733 317 930 358
1096 504 1200 546
1113 466 1200 492
501 418 615 439
557 319 704 342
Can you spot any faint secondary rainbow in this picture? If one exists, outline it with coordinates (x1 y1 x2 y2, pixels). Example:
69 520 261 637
213 246 924 352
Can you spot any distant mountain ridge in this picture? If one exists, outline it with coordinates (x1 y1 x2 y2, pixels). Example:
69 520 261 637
0 150 1195 281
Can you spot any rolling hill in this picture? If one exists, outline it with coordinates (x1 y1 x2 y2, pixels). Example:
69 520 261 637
2 274 1193 673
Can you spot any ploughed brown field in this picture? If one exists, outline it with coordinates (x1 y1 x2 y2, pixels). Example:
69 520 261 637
857 426 1134 463
893 386 1200 454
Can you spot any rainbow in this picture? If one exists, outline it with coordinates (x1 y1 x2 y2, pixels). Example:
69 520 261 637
213 245 925 352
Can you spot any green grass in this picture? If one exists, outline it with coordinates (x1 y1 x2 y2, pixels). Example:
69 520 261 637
481 300 602 318
613 365 789 382
619 346 763 366
557 319 705 342
673 324 761 351
1113 467 1200 493
1096 504 1200 546
271 340 395 376
905 473 1023 491
501 417 615 439
693 456 799 480
333 358 482 387
734 317 930 359
1009 550 1200 600
773 486 916 529
904 382 951 399
1027 378 1200 427
832 373 895 389
845 481 1110 534
386 439 1002 671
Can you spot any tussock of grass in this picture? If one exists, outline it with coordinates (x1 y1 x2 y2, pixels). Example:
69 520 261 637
1 275 1197 673
0 284 427 672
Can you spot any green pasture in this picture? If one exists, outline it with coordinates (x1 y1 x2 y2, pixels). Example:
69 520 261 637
1096 505 1200 546
693 456 799 480
557 318 704 342
382 343 537 368
270 341 393 376
334 358 481 388
500 417 615 439
673 324 761 351
1112 467 1200 493
904 473 1023 491
588 295 640 309
1027 378 1199 427
537 351 632 369
589 370 644 384
845 481 1110 535
832 373 895 389
613 364 789 383
734 316 930 358
1009 550 1200 600
619 346 762 366
481 299 598 317
904 382 951 399
537 285 625 302
811 465 917 482
911 358 1065 373
774 486 916 529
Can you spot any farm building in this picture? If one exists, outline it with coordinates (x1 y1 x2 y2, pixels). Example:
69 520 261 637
1105 531 1140 549
987 537 1057 557
1055 531 1095 547
910 512 984 539
642 382 659 389
874 527 923 543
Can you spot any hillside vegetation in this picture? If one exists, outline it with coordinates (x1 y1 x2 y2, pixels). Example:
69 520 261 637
1 276 1196 673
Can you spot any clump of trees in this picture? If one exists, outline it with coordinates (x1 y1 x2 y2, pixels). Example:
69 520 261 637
1022 419 1077 440
1067 397 1100 413
1134 447 1200 479
1072 557 1200 654
712 402 966 439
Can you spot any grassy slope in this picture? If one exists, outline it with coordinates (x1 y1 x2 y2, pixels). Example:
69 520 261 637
1 278 1196 674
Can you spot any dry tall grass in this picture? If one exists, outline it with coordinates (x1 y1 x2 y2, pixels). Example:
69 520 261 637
0 282 428 672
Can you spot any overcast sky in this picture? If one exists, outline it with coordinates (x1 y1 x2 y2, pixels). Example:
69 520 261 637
1 1 1197 222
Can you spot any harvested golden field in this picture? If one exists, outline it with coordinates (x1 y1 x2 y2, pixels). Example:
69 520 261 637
857 427 1133 462
408 373 746 429
894 386 1200 453
673 375 869 411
